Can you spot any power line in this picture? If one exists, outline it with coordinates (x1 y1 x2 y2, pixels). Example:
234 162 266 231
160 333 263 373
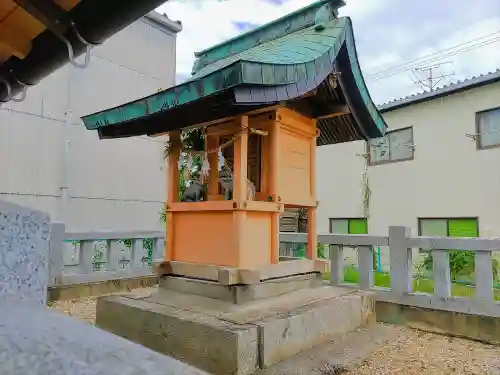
410 62 455 91
365 31 500 80
0 107 164 143
368 36 500 82
371 36 500 82
365 31 500 82
368 38 500 83
365 31 499 79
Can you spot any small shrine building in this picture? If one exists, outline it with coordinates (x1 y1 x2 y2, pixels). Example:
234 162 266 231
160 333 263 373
82 0 387 278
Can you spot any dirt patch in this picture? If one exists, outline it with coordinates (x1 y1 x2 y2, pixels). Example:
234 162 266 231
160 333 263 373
49 287 155 324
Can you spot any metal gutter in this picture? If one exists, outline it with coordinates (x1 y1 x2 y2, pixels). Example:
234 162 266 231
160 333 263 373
144 11 183 34
0 0 172 103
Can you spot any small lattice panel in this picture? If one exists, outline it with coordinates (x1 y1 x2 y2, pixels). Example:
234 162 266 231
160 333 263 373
279 208 300 232
218 134 261 200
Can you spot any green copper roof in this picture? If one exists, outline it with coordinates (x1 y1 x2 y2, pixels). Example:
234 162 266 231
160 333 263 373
191 0 345 74
81 0 387 145
189 20 345 83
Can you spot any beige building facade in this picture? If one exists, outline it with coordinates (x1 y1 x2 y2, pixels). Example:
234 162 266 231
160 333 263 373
0 12 182 232
316 71 500 270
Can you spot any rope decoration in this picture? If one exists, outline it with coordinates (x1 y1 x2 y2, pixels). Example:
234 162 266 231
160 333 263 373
175 125 262 201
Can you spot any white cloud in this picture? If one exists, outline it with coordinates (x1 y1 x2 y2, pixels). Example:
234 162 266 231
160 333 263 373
157 0 500 104
158 0 382 80
339 0 385 21
436 17 500 77
361 52 402 74
158 0 311 79
367 16 500 104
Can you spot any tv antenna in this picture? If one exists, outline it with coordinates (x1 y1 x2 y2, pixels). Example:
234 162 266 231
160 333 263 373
410 61 455 91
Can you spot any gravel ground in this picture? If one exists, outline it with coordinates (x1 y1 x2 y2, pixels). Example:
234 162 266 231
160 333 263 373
345 325 500 375
50 288 500 375
49 287 155 324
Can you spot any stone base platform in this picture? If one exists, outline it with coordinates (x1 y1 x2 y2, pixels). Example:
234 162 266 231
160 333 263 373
96 274 375 375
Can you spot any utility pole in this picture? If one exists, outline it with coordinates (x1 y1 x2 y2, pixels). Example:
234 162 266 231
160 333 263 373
410 61 455 91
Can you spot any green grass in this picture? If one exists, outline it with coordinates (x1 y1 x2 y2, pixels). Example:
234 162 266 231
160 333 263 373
323 267 500 301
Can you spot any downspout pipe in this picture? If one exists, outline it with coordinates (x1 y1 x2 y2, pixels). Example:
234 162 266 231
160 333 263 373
0 0 170 102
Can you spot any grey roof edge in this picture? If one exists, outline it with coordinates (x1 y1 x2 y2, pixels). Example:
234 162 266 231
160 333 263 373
378 69 500 113
144 11 183 33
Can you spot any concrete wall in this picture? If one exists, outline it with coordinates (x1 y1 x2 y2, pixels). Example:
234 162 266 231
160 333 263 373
0 14 180 232
317 81 500 270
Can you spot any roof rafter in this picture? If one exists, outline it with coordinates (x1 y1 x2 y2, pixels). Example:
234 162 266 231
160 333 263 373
11 0 72 38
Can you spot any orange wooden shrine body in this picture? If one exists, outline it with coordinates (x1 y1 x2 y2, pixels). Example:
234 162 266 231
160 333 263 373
164 107 318 270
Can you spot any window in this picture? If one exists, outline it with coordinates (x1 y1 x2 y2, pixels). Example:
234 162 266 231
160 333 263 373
330 218 368 234
368 127 414 165
418 218 478 251
476 107 500 149
330 218 377 271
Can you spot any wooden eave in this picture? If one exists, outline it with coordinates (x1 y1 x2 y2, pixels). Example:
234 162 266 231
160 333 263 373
81 2 387 146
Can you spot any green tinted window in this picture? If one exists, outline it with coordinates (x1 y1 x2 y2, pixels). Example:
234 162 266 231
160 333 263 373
330 218 367 234
448 218 478 238
348 219 368 234
330 219 349 234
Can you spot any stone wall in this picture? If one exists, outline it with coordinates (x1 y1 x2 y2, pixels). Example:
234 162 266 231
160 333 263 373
0 200 50 305
0 200 208 375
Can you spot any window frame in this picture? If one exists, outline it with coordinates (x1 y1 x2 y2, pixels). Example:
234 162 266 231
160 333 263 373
329 218 368 234
417 217 479 252
475 106 500 150
367 126 415 166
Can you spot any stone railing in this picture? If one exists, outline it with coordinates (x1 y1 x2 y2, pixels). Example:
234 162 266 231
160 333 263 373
48 223 500 319
281 227 500 318
49 223 165 287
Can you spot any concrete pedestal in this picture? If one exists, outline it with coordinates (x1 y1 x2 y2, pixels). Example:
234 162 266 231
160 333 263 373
96 273 375 375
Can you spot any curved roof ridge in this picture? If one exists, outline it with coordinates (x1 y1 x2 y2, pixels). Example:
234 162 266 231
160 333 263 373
81 6 387 144
190 0 345 74
187 18 345 83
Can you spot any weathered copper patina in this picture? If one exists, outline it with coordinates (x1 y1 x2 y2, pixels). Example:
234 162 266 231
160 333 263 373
82 0 387 145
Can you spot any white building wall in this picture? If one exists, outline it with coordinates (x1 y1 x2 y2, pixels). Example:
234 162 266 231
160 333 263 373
317 81 500 270
0 15 178 231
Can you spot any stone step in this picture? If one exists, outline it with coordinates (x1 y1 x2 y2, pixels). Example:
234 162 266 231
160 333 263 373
257 323 398 375
159 273 322 304
96 284 376 375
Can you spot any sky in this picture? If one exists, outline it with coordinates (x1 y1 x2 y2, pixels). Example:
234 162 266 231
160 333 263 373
157 0 500 105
